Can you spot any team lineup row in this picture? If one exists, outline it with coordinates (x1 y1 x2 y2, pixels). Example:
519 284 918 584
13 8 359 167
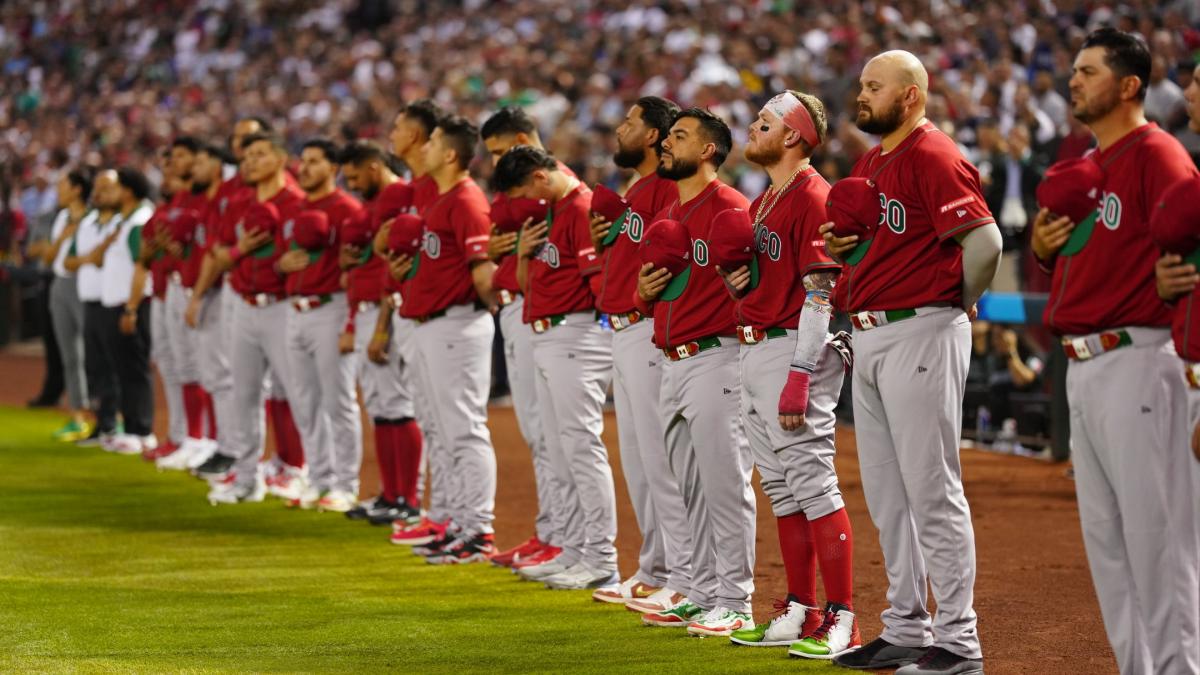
41 28 1200 675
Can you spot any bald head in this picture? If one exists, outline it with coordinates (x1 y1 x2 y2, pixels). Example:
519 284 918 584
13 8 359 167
856 50 929 137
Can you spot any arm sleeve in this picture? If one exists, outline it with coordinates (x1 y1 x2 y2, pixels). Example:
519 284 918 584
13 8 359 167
960 223 1003 309
790 275 836 373
920 151 997 242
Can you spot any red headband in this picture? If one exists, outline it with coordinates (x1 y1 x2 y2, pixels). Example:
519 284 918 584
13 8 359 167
764 92 820 149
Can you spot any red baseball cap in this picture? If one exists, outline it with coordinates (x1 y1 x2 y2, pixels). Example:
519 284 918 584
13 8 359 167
827 177 881 266
387 213 424 258
1150 174 1200 256
708 208 755 269
639 218 692 301
376 182 415 224
291 210 331 250
339 210 374 248
1036 157 1104 225
492 195 549 233
591 184 632 245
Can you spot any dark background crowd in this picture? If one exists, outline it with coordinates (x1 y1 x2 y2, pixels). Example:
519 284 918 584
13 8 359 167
2 0 1200 459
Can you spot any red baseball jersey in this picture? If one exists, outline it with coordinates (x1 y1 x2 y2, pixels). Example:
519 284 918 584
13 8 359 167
228 184 305 295
383 175 439 298
283 189 361 297
595 172 678 314
737 166 840 330
491 192 521 295
212 174 254 252
1044 124 1197 336
398 178 491 318
524 184 601 320
835 121 995 312
142 203 171 299
650 179 751 347
164 189 213 289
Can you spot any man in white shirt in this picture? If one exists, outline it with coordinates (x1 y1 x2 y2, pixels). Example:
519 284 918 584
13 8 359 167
97 168 156 455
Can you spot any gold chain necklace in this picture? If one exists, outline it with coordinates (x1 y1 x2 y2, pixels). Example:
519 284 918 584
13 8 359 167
753 163 809 226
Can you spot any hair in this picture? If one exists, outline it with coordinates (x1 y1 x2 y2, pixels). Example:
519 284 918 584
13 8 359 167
1081 27 1151 101
301 138 341 163
436 115 479 170
338 139 388 167
116 167 151 201
400 99 444 139
240 115 273 133
480 106 537 141
490 145 559 193
673 107 733 168
635 96 681 156
170 136 200 154
196 141 233 165
790 90 829 150
240 131 286 153
65 167 96 202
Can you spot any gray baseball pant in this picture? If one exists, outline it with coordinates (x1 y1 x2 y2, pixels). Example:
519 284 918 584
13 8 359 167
660 341 756 613
194 287 234 451
150 295 186 445
49 276 87 410
286 294 363 494
165 280 200 385
228 298 297 488
500 297 558 546
531 314 618 572
852 306 980 659
612 318 692 590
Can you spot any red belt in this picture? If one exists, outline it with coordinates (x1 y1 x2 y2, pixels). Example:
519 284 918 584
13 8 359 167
1062 330 1132 361
737 325 788 344
662 335 724 361
608 310 643 332
241 292 284 307
292 294 333 312
497 289 517 308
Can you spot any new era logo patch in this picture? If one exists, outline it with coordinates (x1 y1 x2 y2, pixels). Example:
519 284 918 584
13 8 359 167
1140 406 1152 414
917 366 928 373
722 387 733 395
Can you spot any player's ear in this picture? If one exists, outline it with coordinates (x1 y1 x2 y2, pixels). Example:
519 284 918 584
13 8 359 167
783 129 802 149
699 141 716 163
1119 74 1143 102
645 127 660 151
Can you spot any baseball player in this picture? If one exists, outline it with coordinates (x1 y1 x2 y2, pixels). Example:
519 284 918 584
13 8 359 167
491 145 619 590
584 97 694 606
713 92 859 658
205 132 306 504
339 138 427 526
387 115 498 564
477 107 562 568
278 138 365 512
1029 29 1199 675
819 51 1000 674
632 108 757 638
187 119 307 485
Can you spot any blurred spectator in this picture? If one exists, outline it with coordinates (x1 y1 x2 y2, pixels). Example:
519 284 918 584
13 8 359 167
1176 62 1200 166
966 321 1047 449
1145 55 1189 130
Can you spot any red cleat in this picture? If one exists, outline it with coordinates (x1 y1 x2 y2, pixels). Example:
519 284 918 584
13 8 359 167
143 440 175 462
510 544 562 570
389 516 448 546
490 536 545 568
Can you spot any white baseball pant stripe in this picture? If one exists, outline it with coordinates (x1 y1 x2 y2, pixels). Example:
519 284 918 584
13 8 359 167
532 315 618 572
228 299 297 488
1068 334 1198 675
741 333 844 519
660 343 756 613
165 281 200 384
612 318 692 590
150 295 185 444
411 306 496 535
852 307 980 659
194 288 233 451
499 298 558 546
286 294 363 494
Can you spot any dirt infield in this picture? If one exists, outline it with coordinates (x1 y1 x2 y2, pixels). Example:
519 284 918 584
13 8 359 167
1 350 1111 674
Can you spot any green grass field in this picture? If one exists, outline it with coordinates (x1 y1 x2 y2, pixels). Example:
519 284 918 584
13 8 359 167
0 408 834 674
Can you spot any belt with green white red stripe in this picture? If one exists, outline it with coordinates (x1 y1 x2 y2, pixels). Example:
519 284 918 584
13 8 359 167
292 294 334 312
1062 330 1132 361
849 308 917 331
663 335 724 361
737 326 788 345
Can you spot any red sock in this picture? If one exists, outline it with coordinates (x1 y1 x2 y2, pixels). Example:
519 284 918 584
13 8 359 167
810 508 854 609
201 388 216 440
374 422 397 502
264 400 279 461
271 399 305 468
392 419 423 506
777 512 818 607
182 383 205 439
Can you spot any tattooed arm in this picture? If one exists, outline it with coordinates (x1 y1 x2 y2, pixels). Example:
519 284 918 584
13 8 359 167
778 270 838 431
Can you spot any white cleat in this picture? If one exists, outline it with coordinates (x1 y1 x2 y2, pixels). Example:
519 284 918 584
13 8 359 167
268 465 308 502
515 555 572 581
316 490 356 513
542 563 620 591
156 439 206 471
207 470 266 505
103 434 148 455
288 486 322 510
183 438 217 471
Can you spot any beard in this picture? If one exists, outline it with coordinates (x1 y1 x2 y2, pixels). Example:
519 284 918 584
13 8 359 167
613 143 646 169
855 97 904 135
656 154 700 181
1072 87 1121 124
744 138 784 167
361 181 380 201
191 180 210 194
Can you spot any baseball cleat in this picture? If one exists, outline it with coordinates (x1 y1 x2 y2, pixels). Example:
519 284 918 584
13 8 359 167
156 440 206 471
832 637 928 670
103 434 151 455
514 555 572 581
510 544 562 571
591 576 660 604
686 607 752 637
183 438 217 471
788 604 861 659
194 453 236 478
316 490 355 513
366 498 416 526
268 466 308 502
641 598 704 627
143 439 176 462
543 563 620 591
490 536 544 568
345 495 387 521
287 486 321 510
893 647 983 675
730 596 823 647
424 533 496 564
626 587 685 614
75 425 113 448
207 471 267 505
52 419 93 443
390 516 449 546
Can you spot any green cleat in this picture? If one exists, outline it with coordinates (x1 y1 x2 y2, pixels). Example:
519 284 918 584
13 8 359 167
730 597 822 647
52 419 93 443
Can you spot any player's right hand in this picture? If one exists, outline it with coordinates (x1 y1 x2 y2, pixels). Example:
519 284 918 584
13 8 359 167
238 227 272 254
339 331 356 355
277 249 310 274
338 244 362 270
588 214 611 252
517 219 548 259
367 333 389 363
716 264 751 298
373 219 392 258
637 262 671 302
118 311 137 336
184 298 202 328
819 221 859 262
1030 208 1074 262
487 227 518 261
1155 253 1199 301
387 252 414 281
